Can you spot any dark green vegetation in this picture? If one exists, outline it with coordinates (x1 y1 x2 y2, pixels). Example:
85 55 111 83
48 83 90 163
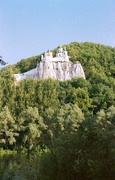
0 42 115 180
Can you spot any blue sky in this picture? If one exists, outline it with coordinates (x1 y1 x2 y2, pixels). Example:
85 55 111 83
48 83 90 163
0 0 115 65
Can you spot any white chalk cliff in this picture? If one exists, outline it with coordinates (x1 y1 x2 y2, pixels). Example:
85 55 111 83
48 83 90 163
14 46 85 82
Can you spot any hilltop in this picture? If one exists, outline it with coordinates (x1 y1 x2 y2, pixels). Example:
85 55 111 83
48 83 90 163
4 41 115 78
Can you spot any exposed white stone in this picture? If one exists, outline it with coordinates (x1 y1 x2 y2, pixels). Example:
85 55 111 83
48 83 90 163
14 68 37 82
14 46 85 82
36 61 85 80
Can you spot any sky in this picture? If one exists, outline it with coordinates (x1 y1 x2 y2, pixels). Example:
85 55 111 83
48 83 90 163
0 0 115 65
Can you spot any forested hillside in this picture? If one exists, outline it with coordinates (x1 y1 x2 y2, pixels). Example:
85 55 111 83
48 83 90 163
1 42 115 113
0 42 115 180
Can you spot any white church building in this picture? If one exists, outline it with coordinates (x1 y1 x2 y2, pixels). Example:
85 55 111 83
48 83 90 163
41 46 69 62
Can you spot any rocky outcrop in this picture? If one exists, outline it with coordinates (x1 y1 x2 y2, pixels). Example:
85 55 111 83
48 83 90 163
14 46 86 82
14 45 86 82
14 61 85 83
36 60 85 80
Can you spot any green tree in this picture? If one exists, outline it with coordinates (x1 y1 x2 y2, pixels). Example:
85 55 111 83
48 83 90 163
0 106 17 149
17 107 46 151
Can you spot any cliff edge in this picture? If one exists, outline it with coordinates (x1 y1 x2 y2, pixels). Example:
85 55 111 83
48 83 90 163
37 60 85 80
14 46 85 82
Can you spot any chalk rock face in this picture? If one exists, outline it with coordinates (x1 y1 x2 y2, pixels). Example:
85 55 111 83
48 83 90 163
14 46 85 82
37 61 85 80
14 68 37 82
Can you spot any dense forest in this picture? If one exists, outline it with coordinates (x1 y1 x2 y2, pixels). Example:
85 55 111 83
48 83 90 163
0 42 115 180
